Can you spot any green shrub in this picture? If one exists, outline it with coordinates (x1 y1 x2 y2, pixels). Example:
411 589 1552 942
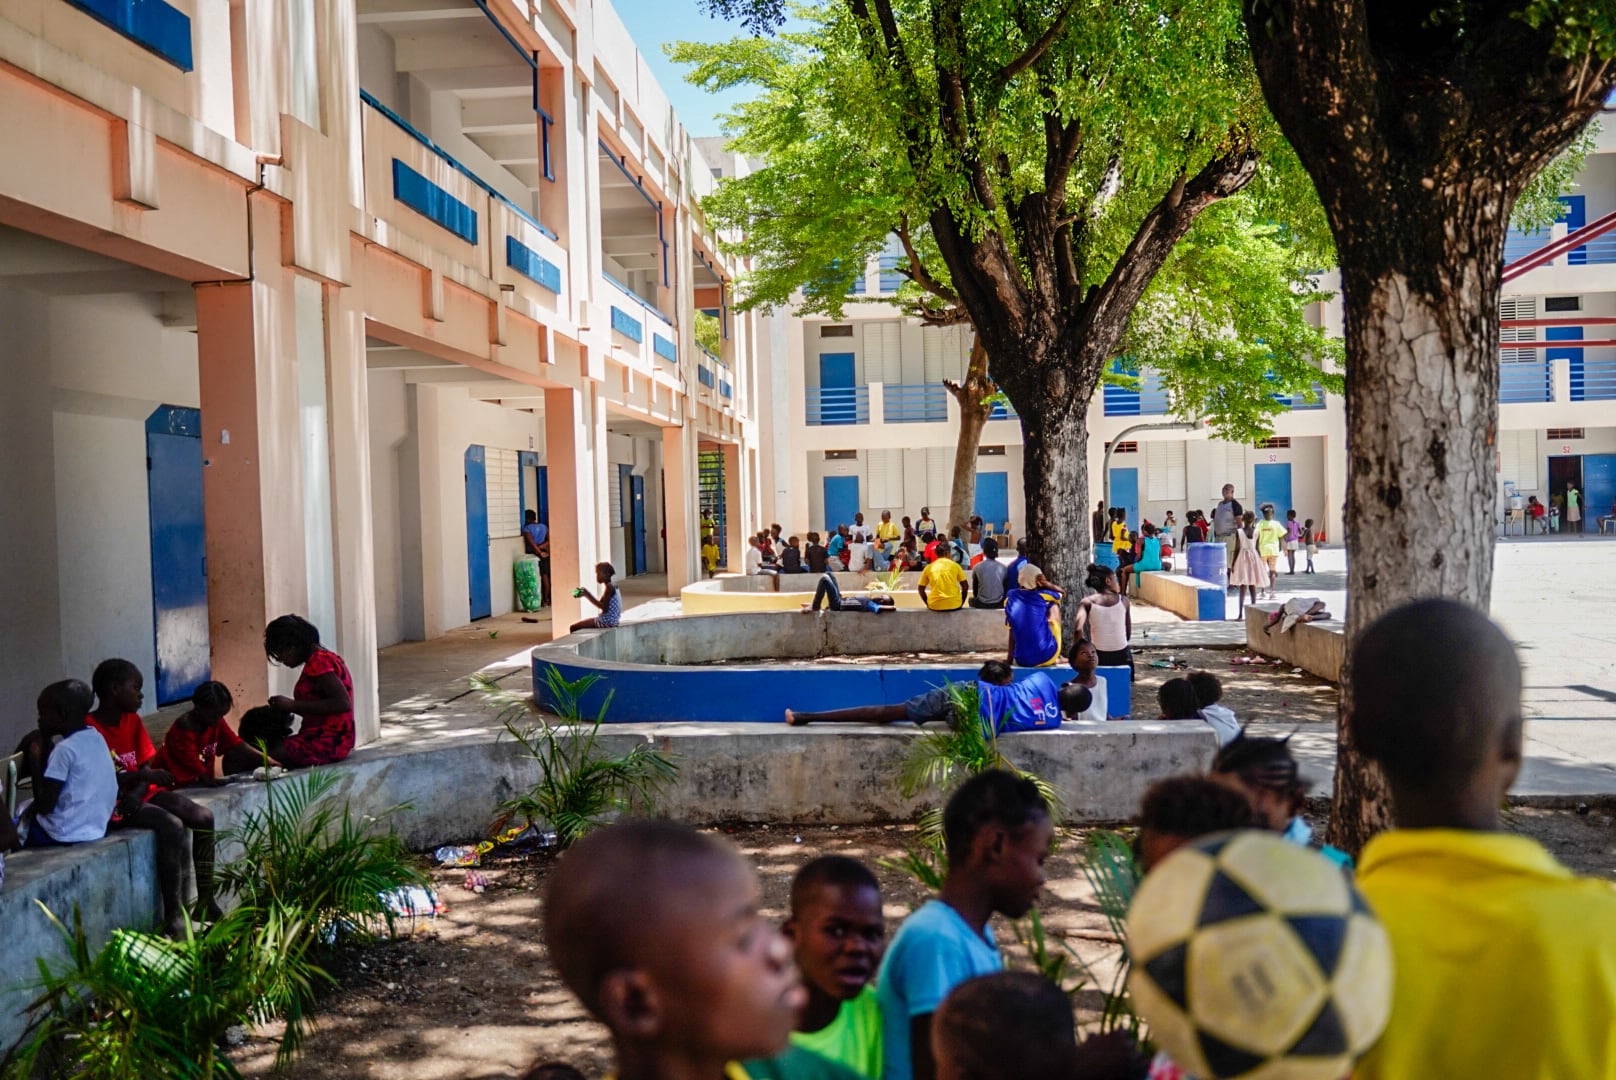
479 667 678 847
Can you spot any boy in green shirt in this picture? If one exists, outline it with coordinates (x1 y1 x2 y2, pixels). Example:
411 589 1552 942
746 857 885 1079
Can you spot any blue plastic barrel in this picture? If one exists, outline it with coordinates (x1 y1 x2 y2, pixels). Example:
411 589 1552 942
1186 541 1228 589
1092 544 1119 570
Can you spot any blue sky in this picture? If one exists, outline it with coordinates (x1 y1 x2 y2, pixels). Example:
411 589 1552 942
611 0 777 138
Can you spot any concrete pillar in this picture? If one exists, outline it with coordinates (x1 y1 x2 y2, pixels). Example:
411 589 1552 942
662 424 697 590
545 384 607 630
324 282 380 743
721 441 743 569
194 262 308 708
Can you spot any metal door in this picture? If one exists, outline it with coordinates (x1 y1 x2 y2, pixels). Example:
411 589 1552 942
465 445 491 620
146 408 210 704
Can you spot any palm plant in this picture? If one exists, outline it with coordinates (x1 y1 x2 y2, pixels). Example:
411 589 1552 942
215 769 425 949
3 905 328 1079
478 667 678 847
1079 829 1143 1036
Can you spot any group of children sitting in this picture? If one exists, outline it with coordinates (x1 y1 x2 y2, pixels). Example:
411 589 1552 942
534 597 1616 1080
3 615 354 936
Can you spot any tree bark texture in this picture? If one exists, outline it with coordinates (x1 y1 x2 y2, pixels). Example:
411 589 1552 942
1243 0 1616 853
945 336 994 533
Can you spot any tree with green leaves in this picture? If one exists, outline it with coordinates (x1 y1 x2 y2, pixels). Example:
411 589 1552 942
683 0 1338 608
1241 0 1615 851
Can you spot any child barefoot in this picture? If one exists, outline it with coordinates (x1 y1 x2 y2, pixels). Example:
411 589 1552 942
89 659 221 933
543 819 805 1080
878 771 1053 1080
265 615 355 768
153 681 281 786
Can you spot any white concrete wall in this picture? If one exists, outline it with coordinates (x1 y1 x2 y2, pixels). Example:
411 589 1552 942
0 287 199 747
367 367 410 648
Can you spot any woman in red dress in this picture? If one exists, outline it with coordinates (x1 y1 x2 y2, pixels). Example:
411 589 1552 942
264 615 355 768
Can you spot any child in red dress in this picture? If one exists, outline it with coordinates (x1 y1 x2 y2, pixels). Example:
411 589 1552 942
88 659 220 935
153 681 280 786
264 615 355 768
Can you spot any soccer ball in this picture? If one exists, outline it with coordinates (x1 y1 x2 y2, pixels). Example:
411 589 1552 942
1126 830 1393 1080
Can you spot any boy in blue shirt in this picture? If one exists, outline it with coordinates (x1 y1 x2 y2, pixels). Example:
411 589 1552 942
877 770 1053 1080
784 662 1083 734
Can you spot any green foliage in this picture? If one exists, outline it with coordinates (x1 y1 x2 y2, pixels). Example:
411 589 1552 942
1012 908 1093 1001
694 311 724 356
1079 829 1144 1036
1513 124 1599 233
7 773 424 1077
481 668 678 847
876 843 947 892
1123 204 1345 442
675 0 1338 440
215 770 426 951
2 906 321 1079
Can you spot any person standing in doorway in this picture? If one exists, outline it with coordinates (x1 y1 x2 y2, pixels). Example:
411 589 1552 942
522 510 551 607
1567 483 1582 534
1211 484 1243 581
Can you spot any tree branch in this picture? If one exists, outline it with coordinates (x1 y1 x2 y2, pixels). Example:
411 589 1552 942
1083 141 1260 341
895 213 960 304
993 1 1076 93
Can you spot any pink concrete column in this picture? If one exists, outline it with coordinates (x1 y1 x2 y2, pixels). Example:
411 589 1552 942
662 424 696 590
324 282 380 743
544 386 590 631
194 272 308 710
721 441 743 570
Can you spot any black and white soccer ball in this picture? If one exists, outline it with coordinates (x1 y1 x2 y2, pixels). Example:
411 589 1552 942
1126 830 1393 1080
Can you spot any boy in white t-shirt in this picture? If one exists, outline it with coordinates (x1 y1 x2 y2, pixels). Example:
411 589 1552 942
23 679 117 848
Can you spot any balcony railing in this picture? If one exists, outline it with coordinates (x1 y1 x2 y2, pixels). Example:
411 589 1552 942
1572 358 1616 402
989 398 1018 420
884 383 948 423
1275 383 1328 410
806 386 870 426
1103 367 1170 416
1500 359 1553 404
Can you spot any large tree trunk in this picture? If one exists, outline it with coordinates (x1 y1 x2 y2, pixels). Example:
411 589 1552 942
1330 196 1508 851
1009 370 1093 641
1241 0 1614 855
945 336 994 532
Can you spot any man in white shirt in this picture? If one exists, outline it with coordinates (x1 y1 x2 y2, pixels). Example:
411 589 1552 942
744 535 779 589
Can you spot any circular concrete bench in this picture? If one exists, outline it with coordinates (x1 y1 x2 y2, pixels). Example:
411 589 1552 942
681 570 927 613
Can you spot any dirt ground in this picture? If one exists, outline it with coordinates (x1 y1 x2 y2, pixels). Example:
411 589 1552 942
233 805 1616 1080
230 655 1341 1078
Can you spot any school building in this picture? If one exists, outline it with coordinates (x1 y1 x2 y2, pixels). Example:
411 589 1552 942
772 124 1616 546
0 0 772 751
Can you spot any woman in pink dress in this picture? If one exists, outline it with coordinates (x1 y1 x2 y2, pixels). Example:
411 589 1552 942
1228 511 1268 616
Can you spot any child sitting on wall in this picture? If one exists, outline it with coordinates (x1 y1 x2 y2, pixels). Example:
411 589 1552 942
543 819 805 1080
153 681 282 786
89 658 221 933
265 614 356 767
22 679 115 851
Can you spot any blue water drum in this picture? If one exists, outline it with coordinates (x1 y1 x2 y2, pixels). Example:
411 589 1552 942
1092 544 1119 570
1186 541 1228 589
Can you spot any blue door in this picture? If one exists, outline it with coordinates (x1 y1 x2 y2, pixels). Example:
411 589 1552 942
1585 454 1616 533
465 445 491 620
632 475 647 574
146 408 210 705
1253 463 1293 516
818 352 857 425
974 471 1009 531
823 475 861 533
1561 195 1588 265
619 464 638 576
1109 467 1139 533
